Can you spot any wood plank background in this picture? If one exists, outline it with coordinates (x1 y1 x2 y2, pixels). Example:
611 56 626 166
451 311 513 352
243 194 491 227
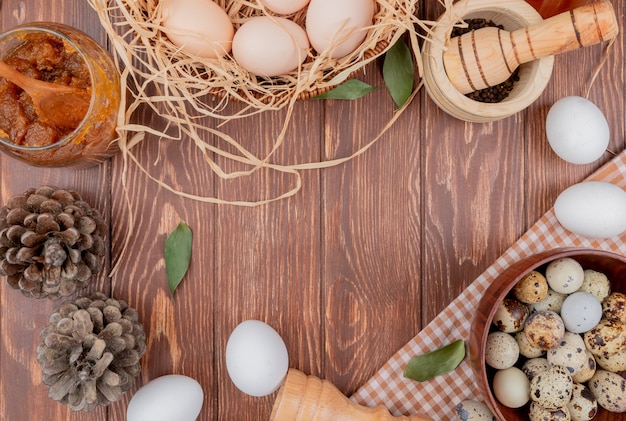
1 1 625 420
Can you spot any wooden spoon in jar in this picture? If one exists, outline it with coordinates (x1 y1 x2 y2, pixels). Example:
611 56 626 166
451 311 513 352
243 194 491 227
0 59 91 129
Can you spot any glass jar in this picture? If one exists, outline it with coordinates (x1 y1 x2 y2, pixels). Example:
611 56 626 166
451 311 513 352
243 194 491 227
525 0 592 18
0 22 121 167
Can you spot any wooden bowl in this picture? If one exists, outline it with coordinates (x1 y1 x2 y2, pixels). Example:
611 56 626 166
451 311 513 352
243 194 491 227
422 0 554 122
469 248 626 420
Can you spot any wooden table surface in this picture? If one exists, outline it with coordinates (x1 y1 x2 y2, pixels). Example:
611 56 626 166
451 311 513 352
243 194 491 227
1 1 624 420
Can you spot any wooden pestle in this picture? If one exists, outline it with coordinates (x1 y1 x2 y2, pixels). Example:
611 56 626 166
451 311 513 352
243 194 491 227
270 369 434 421
442 0 619 94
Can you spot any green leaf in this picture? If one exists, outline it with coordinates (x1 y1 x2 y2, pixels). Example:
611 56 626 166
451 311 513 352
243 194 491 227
403 339 466 382
164 221 192 296
383 39 414 108
312 79 378 100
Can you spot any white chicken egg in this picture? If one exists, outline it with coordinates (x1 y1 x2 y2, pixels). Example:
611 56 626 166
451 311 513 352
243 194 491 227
260 0 310 15
554 181 626 239
127 375 203 421
546 96 610 164
232 16 309 77
306 0 375 59
161 0 234 58
226 319 289 397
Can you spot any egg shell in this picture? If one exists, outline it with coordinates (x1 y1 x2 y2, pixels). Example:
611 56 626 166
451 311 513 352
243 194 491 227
528 402 570 421
225 319 289 397
126 375 203 421
530 289 567 314
554 181 626 239
561 291 603 333
493 367 530 409
485 331 519 369
522 357 550 381
232 16 309 77
492 298 529 333
602 292 626 323
583 318 626 358
515 331 545 359
514 270 549 304
588 370 626 412
545 257 584 294
455 400 497 421
567 383 597 421
546 96 610 165
595 347 626 372
260 0 310 14
524 310 565 350
547 332 587 375
571 350 597 383
306 0 374 58
529 365 573 410
161 0 234 58
580 269 611 302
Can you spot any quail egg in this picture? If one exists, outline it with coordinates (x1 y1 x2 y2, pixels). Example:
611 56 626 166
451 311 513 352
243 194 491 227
522 358 550 381
588 370 626 412
528 402 571 421
547 332 587 375
602 292 626 323
493 367 530 409
525 311 566 350
595 346 626 372
493 298 529 333
515 331 545 358
560 291 603 334
571 350 597 384
567 383 597 421
514 271 549 304
485 331 519 369
583 318 626 358
545 258 584 294
580 269 611 302
530 365 573 410
455 400 496 421
530 289 567 314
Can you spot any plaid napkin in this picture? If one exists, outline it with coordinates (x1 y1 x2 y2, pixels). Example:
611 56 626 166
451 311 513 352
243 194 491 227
351 150 626 420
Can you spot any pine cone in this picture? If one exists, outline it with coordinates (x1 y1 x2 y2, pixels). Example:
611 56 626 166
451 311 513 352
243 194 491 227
0 186 106 299
37 292 147 411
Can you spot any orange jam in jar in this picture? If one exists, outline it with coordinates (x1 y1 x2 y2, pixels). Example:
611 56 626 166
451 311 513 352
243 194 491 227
0 22 121 167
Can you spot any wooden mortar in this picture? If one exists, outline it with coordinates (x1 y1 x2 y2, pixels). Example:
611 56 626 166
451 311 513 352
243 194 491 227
270 369 433 421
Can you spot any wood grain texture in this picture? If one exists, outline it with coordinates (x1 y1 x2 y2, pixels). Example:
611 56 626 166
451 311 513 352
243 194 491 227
0 0 625 420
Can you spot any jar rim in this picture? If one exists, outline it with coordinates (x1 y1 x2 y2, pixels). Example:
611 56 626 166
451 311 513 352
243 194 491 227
0 22 96 152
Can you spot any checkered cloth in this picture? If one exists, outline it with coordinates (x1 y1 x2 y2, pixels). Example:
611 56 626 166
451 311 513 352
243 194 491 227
351 150 626 420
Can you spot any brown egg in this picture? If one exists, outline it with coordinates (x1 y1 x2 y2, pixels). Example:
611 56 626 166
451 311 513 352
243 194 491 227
524 311 565 350
514 271 549 304
493 298 530 333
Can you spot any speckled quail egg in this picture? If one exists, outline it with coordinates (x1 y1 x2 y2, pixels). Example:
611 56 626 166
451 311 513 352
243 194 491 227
514 271 549 304
530 365 573 410
485 331 519 369
595 346 626 372
561 291 603 334
580 269 611 302
523 358 550 381
528 402 571 421
493 367 530 408
525 311 566 350
545 258 585 294
547 332 587 375
602 292 626 323
455 400 496 421
493 298 530 333
567 383 597 421
515 331 545 358
530 289 567 314
571 350 597 383
583 318 626 358
588 370 626 412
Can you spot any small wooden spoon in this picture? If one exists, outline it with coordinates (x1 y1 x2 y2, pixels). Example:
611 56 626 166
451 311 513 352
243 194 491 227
0 60 91 129
443 0 619 94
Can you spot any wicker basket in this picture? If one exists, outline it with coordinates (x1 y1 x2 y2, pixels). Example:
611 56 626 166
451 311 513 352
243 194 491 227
95 0 418 112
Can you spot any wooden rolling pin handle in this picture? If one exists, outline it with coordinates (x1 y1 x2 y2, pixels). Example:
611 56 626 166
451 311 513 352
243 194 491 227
270 369 434 421
443 0 619 94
